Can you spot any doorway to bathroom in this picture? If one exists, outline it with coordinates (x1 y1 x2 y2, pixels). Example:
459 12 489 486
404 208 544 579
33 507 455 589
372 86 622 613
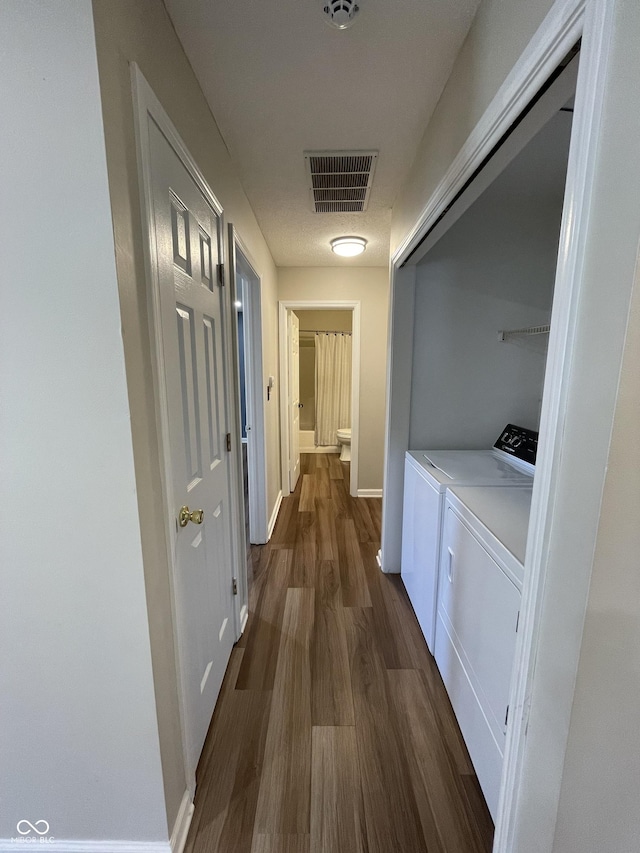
298 310 352 455
279 300 361 497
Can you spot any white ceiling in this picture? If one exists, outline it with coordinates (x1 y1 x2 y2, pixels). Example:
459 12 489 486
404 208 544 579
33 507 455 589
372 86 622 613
164 0 480 267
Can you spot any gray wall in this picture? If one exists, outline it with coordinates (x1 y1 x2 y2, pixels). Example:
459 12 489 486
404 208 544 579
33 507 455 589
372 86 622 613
409 111 570 450
0 1 167 844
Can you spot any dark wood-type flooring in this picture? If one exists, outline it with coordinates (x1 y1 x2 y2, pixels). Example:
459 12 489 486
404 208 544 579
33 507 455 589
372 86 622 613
186 453 493 853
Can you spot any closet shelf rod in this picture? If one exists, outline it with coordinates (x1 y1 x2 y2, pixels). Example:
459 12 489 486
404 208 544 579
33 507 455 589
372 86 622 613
498 324 550 342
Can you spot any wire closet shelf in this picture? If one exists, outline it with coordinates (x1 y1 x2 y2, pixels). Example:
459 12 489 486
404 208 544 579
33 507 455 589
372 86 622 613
498 323 550 342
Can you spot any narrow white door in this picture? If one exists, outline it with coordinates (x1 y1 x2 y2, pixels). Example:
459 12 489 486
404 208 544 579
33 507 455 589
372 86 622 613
149 121 235 776
288 310 301 491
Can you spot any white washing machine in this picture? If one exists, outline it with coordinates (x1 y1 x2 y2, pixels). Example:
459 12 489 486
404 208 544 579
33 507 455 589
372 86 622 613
400 424 536 652
434 483 532 820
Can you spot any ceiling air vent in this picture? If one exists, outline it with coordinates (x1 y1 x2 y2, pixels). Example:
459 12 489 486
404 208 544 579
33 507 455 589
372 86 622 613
304 150 378 213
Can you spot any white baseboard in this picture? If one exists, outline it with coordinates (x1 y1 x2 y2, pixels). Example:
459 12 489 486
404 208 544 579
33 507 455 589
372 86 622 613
377 547 400 574
239 604 249 634
170 790 194 853
0 842 171 852
300 445 340 454
267 490 283 539
357 488 383 498
0 791 194 853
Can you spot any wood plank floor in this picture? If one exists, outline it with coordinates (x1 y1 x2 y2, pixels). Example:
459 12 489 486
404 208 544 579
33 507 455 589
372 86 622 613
185 454 493 853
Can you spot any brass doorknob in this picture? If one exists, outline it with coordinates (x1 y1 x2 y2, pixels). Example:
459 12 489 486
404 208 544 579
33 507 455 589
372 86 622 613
178 506 205 527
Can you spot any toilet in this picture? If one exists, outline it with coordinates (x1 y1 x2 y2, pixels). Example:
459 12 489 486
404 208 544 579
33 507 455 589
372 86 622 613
336 428 351 462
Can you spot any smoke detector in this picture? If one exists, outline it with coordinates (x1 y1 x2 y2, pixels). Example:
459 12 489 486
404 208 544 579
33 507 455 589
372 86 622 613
321 0 360 29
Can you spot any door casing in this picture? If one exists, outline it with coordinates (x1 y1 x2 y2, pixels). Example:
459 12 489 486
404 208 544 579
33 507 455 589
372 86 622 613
287 310 301 492
228 225 269 547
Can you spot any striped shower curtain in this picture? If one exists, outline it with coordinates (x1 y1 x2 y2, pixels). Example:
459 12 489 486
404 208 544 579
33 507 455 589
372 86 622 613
314 332 352 446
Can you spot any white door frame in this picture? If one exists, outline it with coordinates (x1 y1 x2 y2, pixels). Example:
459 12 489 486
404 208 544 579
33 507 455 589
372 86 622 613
287 310 301 493
228 225 269 546
279 300 361 497
382 0 621 850
131 65 247 794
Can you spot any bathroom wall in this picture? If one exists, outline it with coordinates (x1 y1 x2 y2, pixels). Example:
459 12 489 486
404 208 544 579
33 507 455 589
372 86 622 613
295 310 353 333
298 333 316 431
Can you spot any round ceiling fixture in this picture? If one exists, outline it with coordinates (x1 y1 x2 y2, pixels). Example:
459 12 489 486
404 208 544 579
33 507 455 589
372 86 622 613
331 236 367 257
321 0 360 30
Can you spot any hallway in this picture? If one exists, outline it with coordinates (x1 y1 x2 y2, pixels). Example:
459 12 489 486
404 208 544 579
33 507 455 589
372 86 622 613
185 454 493 853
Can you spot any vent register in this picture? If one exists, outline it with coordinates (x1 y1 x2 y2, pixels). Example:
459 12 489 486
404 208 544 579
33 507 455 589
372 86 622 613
304 150 378 213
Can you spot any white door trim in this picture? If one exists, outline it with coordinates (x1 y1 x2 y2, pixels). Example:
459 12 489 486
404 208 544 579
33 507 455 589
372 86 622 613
381 263 416 574
287 310 302 492
382 0 618 850
131 64 245 793
278 300 361 498
169 790 194 853
228 225 269 548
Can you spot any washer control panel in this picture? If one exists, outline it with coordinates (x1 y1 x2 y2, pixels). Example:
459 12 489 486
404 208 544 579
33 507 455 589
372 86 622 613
494 424 538 466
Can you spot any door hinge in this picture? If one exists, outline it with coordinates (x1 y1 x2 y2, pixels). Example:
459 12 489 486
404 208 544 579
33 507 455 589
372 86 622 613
516 610 520 632
217 263 225 286
505 705 510 727
226 432 231 452
232 578 238 595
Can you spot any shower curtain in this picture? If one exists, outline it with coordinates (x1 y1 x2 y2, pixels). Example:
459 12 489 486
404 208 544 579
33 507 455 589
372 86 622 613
315 332 352 446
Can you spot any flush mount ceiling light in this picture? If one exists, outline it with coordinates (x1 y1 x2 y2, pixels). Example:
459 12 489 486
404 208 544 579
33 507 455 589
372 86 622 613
321 0 360 30
330 236 367 257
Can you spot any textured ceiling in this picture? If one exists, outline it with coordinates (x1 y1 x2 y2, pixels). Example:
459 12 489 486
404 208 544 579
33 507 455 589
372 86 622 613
164 0 480 266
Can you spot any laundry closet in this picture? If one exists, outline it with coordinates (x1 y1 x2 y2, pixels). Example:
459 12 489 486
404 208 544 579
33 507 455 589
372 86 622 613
399 59 576 822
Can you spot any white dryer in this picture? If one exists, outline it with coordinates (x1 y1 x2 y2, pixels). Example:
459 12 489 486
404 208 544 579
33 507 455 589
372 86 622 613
400 424 536 652
434 484 532 820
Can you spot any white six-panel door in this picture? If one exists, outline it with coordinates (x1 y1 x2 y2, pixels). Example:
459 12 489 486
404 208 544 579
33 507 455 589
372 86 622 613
149 119 235 777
